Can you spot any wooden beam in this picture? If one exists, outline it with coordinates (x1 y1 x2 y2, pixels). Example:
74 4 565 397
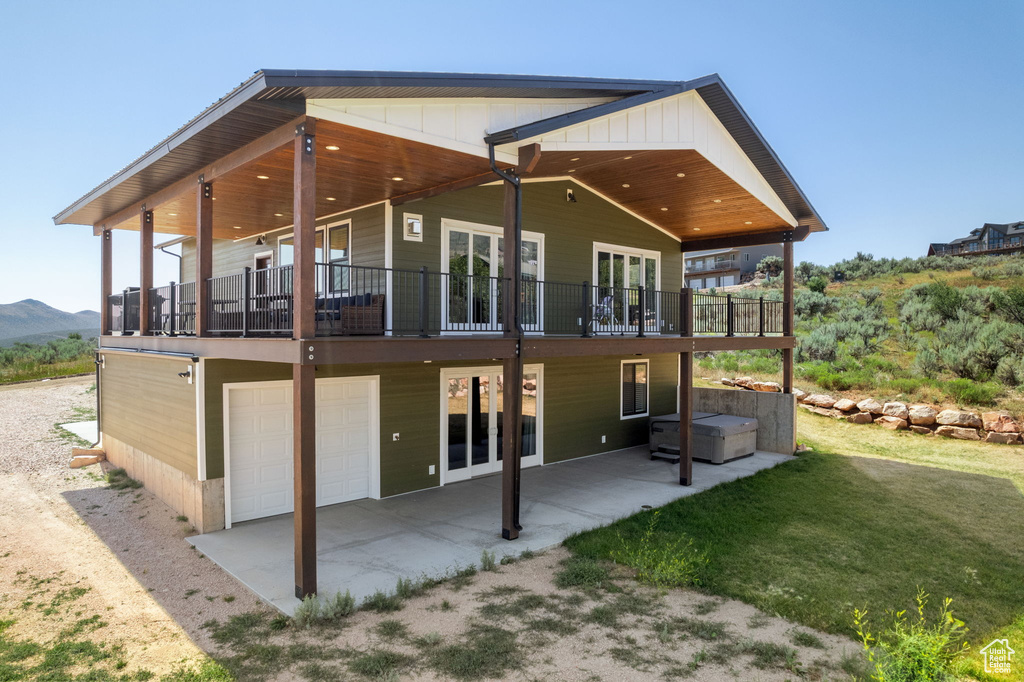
93 115 306 233
195 181 213 336
293 362 317 598
502 356 523 539
680 225 810 253
516 143 542 174
139 210 154 335
679 352 693 486
292 119 317 339
390 171 497 207
521 334 796 358
782 240 794 393
100 230 112 334
98 335 303 363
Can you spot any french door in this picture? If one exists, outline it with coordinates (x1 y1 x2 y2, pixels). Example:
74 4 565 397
442 220 544 333
593 243 659 334
442 365 542 483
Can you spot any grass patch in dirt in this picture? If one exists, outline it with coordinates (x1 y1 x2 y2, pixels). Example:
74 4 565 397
425 623 520 681
106 468 143 491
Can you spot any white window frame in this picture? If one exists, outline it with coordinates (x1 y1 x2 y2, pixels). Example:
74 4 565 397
593 241 662 334
620 359 650 420
253 250 275 270
403 212 423 242
277 219 354 267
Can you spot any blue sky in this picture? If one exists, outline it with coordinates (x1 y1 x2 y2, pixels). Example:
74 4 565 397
0 0 1021 312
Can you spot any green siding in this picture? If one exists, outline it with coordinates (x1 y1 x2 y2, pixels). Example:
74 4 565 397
203 353 678 495
392 181 683 290
180 203 386 281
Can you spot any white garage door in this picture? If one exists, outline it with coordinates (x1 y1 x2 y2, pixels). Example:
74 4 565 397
721 275 736 286
226 377 378 524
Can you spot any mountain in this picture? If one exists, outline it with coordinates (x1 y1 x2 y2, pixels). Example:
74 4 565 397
0 299 101 341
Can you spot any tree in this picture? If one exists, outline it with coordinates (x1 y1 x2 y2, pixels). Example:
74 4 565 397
807 276 828 294
756 255 783 277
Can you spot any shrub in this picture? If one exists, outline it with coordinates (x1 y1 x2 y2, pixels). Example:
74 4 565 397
853 589 968 682
794 291 835 318
799 326 838 362
859 287 883 305
995 355 1024 386
611 511 708 587
911 347 941 378
362 589 403 613
924 282 964 320
293 589 356 628
480 550 497 572
942 379 1001 406
807 276 828 294
756 255 783 277
993 285 1024 325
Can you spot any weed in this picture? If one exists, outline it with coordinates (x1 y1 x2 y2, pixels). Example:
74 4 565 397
222 595 234 603
554 556 609 589
791 629 826 649
499 554 517 565
206 612 266 646
666 615 730 641
745 640 800 670
480 549 497 572
747 612 771 629
413 631 443 648
161 658 234 681
298 662 342 681
175 515 189 522
519 549 535 560
440 599 453 611
374 619 409 640
294 590 357 627
106 469 143 490
479 593 549 621
586 605 619 627
348 649 413 679
183 589 200 599
449 564 477 591
529 616 579 636
362 590 403 614
611 511 708 588
427 624 520 680
394 576 426 599
269 614 289 631
692 599 720 615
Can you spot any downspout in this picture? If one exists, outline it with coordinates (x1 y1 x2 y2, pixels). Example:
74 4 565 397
93 350 102 449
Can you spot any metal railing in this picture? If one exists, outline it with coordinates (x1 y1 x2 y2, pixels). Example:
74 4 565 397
140 264 784 339
686 259 738 273
932 240 1024 256
106 288 140 334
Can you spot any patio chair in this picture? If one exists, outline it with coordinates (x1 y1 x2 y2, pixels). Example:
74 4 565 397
588 295 619 334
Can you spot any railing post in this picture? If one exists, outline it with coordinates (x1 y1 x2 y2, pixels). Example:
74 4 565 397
419 266 429 338
242 267 251 337
682 287 693 337
637 286 646 338
169 281 177 337
122 288 129 335
758 296 765 337
726 294 735 337
581 281 591 338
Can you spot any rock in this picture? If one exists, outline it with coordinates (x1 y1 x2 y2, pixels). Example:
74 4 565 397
935 425 981 440
875 416 908 430
69 455 104 469
910 425 933 435
733 376 755 390
936 410 983 429
805 405 840 418
984 432 1020 445
845 412 873 424
856 398 883 415
982 410 1020 433
720 378 735 387
833 398 857 412
882 402 910 420
806 394 836 408
752 381 782 393
908 405 937 426
792 388 807 402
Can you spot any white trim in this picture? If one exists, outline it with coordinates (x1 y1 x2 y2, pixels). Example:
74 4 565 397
306 101 519 164
278 219 353 270
253 250 275 270
221 375 381 529
195 358 207 481
229 200 388 244
438 363 544 486
592 241 662 334
620 359 650 420
402 212 424 242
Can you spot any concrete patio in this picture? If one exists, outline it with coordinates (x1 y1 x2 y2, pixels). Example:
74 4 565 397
188 446 793 614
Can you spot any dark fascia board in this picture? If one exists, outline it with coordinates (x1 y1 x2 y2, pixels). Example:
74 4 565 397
260 69 679 92
679 226 810 252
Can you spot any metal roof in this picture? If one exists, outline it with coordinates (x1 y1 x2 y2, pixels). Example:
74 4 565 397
54 70 828 233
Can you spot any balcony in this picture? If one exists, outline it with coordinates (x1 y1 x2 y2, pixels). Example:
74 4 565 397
105 263 784 340
932 240 1024 257
686 259 738 274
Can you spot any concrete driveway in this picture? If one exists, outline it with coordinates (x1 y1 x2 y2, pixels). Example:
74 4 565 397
188 446 792 614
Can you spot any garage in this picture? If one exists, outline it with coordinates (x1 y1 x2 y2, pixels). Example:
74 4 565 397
224 376 379 525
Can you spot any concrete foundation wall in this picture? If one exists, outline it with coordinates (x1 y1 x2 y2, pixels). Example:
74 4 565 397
104 434 225 532
693 387 796 455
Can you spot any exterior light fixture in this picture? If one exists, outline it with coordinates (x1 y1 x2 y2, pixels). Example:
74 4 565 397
255 235 267 246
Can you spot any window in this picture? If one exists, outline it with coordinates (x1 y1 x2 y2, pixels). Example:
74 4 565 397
404 213 423 242
744 253 750 262
621 360 649 419
278 220 351 293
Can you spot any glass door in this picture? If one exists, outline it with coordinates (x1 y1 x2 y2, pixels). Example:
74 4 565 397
594 246 660 334
443 365 542 483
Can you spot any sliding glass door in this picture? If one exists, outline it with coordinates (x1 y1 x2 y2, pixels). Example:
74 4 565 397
594 244 659 333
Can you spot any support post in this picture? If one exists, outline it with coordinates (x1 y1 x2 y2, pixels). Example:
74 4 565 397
682 287 693 336
782 239 794 393
100 230 112 334
501 175 524 538
292 119 317 340
139 209 153 335
679 352 693 486
293 362 317 598
195 180 213 336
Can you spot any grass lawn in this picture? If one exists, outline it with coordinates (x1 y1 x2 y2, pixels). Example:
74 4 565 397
565 411 1024 680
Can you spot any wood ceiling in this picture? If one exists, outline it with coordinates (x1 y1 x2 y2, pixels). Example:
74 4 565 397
528 150 791 242
105 120 792 244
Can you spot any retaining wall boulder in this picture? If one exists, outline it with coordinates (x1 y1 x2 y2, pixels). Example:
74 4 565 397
936 410 983 429
875 416 908 430
857 398 883 415
882 402 910 421
935 425 981 440
908 405 937 426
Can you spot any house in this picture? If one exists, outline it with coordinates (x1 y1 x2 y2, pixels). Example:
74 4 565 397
928 221 1024 256
54 70 826 600
684 244 782 289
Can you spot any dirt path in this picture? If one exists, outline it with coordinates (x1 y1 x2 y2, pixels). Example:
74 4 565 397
0 377 864 681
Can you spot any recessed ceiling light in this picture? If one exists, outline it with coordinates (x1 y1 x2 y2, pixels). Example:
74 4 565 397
256 175 269 180
570 157 579 162
168 213 177 216
326 197 336 201
624 156 633 160
568 169 576 173
212 197 216 200
233 226 241 230
391 177 404 181
744 221 752 225
693 227 701 231
325 145 340 151
274 213 284 217
661 207 668 211
676 173 686 178
713 199 722 203
622 183 630 188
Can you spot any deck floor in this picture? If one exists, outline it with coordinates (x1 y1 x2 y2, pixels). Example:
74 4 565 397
188 446 793 614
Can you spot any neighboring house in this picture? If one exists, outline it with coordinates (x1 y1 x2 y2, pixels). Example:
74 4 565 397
684 244 783 289
54 70 827 598
928 221 1024 256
